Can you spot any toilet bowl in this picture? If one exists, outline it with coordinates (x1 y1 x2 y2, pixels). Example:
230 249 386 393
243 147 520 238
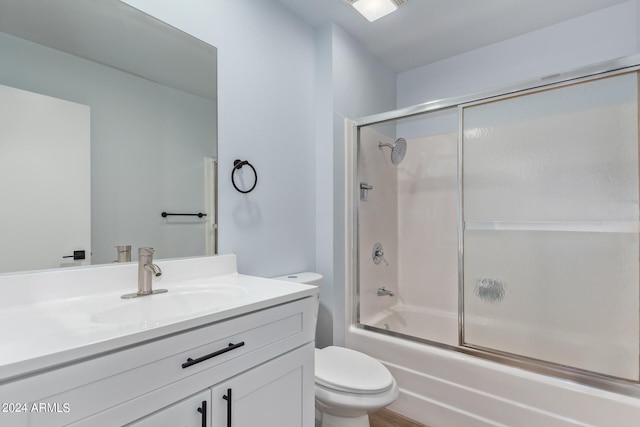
315 346 399 427
273 273 399 427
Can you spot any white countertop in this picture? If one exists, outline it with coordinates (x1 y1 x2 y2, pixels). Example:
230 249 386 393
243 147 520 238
0 254 317 382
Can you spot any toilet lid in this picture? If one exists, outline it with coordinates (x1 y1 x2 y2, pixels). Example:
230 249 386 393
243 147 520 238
315 346 393 394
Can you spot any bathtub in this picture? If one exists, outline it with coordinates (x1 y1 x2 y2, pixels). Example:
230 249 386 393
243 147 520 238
365 305 458 347
348 304 640 427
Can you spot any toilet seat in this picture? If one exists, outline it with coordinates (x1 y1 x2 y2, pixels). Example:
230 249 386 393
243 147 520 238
315 346 393 395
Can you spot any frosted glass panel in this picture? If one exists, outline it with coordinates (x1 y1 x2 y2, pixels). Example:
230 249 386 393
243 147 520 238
462 72 640 380
464 230 639 380
463 72 638 222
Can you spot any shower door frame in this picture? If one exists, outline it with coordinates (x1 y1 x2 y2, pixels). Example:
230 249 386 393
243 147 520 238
348 53 640 398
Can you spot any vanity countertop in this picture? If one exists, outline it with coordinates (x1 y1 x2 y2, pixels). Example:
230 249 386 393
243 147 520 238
0 254 317 382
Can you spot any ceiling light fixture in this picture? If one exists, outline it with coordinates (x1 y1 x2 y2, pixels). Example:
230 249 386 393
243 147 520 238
345 0 406 22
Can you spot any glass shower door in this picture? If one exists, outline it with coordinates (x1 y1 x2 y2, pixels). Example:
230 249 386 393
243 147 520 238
356 111 460 347
461 72 640 380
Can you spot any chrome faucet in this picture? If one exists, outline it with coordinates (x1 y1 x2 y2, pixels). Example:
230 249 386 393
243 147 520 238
113 245 131 263
121 247 167 299
377 287 395 297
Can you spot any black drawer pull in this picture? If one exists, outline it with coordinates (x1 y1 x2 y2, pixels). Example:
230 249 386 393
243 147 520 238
182 342 245 369
223 388 232 427
197 400 207 427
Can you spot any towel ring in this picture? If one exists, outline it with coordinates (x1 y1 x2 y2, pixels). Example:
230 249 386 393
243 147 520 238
231 159 257 194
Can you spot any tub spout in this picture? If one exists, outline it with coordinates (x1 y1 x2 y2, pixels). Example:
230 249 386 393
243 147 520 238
377 287 395 297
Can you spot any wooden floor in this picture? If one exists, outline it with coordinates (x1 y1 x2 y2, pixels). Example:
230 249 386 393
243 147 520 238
369 408 427 427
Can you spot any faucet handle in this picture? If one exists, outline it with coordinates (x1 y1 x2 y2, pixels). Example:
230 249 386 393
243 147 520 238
138 247 155 256
113 245 131 263
372 242 389 266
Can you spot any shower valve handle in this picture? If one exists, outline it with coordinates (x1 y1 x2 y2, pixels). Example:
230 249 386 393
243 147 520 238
372 242 388 266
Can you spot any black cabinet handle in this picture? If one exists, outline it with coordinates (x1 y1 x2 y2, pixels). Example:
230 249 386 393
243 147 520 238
197 400 207 427
182 342 245 369
62 250 86 260
222 388 232 427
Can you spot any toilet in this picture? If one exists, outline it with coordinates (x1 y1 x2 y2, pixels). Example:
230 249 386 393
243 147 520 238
274 272 399 427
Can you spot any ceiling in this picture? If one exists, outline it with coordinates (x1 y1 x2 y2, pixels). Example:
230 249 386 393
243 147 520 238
275 0 630 72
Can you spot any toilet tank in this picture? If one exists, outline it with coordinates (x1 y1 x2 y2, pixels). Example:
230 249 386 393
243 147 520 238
273 272 323 287
273 272 323 326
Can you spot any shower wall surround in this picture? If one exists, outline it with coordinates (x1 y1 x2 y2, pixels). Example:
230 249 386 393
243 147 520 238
358 123 459 346
351 61 640 425
355 64 640 386
358 127 398 323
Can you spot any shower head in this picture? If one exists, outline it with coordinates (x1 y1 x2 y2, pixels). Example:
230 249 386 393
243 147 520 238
378 137 407 165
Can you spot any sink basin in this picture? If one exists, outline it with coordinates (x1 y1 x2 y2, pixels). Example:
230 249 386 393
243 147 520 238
91 285 248 325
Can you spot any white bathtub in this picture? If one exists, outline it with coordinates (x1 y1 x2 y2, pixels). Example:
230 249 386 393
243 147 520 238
366 305 458 347
348 305 640 427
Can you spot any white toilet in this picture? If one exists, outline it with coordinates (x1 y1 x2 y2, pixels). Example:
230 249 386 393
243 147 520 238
274 272 399 427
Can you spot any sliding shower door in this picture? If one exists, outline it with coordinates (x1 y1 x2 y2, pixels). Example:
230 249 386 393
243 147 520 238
356 110 460 346
461 72 640 380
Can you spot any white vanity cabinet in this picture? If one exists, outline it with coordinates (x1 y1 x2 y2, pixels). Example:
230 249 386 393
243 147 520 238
208 344 311 427
129 343 312 427
127 390 211 427
0 295 316 427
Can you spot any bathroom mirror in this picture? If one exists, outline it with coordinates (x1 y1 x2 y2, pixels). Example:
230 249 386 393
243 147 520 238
0 0 218 273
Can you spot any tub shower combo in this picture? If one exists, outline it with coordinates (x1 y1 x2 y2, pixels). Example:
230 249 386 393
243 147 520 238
346 55 640 426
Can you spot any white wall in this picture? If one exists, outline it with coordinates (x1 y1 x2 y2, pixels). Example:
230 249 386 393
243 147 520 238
398 0 639 107
123 0 317 277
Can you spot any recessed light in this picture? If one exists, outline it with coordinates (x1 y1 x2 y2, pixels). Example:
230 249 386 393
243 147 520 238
345 0 406 22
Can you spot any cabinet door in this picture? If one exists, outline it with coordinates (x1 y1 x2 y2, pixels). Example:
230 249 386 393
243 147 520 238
127 389 211 427
210 344 314 427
